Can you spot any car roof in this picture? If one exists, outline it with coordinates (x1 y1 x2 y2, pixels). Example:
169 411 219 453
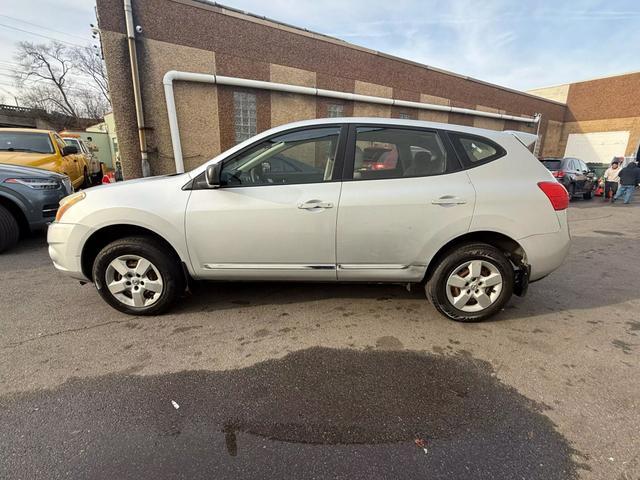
273 116 519 138
0 128 53 134
191 116 538 176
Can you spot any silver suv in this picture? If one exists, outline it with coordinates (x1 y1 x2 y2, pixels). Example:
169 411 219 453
48 118 570 321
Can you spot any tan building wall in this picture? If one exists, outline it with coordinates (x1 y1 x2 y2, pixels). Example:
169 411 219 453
97 0 566 178
530 73 640 160
528 85 570 104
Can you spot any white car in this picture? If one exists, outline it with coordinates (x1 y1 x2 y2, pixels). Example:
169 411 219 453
48 118 570 322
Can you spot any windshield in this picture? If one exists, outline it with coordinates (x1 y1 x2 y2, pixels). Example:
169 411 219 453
0 132 54 154
541 159 562 170
63 138 80 149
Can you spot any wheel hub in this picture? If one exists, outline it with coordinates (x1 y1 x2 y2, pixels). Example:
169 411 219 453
104 255 164 308
445 259 503 313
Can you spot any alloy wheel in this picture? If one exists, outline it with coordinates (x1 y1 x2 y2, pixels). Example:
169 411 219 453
445 260 503 313
104 255 164 308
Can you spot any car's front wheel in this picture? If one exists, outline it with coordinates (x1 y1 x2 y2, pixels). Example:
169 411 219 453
92 236 183 315
426 243 514 322
0 204 20 253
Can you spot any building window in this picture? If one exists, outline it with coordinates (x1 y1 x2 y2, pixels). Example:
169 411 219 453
327 103 344 118
234 91 257 143
398 112 412 119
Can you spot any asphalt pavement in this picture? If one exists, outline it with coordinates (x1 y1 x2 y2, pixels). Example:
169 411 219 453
0 197 639 479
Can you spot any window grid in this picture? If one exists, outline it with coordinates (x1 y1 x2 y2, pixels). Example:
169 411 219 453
327 104 344 118
234 91 257 144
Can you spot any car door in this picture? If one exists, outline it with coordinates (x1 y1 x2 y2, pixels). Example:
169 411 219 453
336 124 476 282
53 134 80 186
185 125 346 281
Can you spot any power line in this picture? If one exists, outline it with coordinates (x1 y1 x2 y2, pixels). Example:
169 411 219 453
0 23 87 47
0 14 90 42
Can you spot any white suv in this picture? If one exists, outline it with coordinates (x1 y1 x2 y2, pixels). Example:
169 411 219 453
48 118 570 321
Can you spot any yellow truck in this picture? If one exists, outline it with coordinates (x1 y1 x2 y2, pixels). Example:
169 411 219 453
0 128 89 190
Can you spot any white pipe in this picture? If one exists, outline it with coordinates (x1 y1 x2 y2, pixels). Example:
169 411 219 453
163 69 539 174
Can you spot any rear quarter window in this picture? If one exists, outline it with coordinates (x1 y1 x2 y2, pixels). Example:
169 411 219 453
541 160 562 170
448 133 506 167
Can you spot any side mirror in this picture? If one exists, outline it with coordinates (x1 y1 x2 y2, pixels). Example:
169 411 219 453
62 145 78 156
205 163 222 188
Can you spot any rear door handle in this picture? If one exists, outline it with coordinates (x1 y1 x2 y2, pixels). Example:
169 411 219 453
298 200 334 210
432 195 467 205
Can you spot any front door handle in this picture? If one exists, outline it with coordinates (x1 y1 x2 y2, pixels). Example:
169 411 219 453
298 200 334 210
432 195 467 205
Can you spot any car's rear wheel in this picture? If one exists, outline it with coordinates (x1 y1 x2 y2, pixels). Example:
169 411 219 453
426 243 514 322
583 190 593 200
0 204 20 253
92 236 183 315
568 183 576 200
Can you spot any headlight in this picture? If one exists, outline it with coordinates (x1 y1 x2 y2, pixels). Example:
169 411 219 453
55 191 86 222
4 178 61 190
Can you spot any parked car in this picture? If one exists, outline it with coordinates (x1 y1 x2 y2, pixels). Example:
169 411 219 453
60 134 103 185
48 118 570 322
0 128 88 190
0 164 72 252
541 157 595 200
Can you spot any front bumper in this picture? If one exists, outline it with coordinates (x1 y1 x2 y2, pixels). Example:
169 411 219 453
47 222 90 281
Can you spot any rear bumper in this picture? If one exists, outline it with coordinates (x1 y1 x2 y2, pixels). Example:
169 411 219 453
519 210 570 282
47 222 90 281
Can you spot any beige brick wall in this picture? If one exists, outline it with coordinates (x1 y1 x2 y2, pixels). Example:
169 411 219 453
527 84 570 104
418 94 449 123
138 37 219 173
473 105 505 131
353 81 392 117
270 64 317 127
541 120 564 157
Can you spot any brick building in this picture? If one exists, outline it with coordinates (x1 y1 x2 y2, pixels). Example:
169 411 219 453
528 72 640 164
97 0 578 178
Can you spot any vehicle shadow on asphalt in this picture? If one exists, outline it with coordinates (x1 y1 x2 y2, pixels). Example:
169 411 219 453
0 347 584 480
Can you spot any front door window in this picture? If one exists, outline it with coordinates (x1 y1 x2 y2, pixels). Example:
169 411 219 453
220 127 341 186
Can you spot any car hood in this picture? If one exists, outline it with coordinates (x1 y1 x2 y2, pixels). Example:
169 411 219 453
0 162 66 179
0 151 57 166
92 173 191 191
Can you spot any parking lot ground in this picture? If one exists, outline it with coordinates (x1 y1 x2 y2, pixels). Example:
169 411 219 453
1 198 639 479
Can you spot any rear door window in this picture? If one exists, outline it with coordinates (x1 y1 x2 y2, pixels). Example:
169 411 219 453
349 126 451 180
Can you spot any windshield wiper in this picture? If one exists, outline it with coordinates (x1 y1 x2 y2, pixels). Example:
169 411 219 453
0 147 42 153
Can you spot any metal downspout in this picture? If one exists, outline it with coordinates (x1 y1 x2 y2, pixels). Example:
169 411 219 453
124 0 150 177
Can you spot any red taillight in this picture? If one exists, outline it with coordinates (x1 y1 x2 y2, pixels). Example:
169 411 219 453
551 170 565 178
538 181 569 211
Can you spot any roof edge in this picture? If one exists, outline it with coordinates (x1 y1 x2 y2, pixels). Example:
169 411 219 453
173 0 567 107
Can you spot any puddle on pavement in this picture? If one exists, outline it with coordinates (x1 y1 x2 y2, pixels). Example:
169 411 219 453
0 347 581 479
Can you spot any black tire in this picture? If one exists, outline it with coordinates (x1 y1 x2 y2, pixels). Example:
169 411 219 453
583 190 593 200
568 183 576 201
0 204 20 254
92 236 184 315
425 243 514 322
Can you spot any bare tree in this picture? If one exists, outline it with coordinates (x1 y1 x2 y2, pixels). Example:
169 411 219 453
13 41 110 120
14 41 78 117
71 46 111 107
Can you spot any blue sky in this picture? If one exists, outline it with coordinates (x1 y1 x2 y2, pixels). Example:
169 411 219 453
1 0 639 102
